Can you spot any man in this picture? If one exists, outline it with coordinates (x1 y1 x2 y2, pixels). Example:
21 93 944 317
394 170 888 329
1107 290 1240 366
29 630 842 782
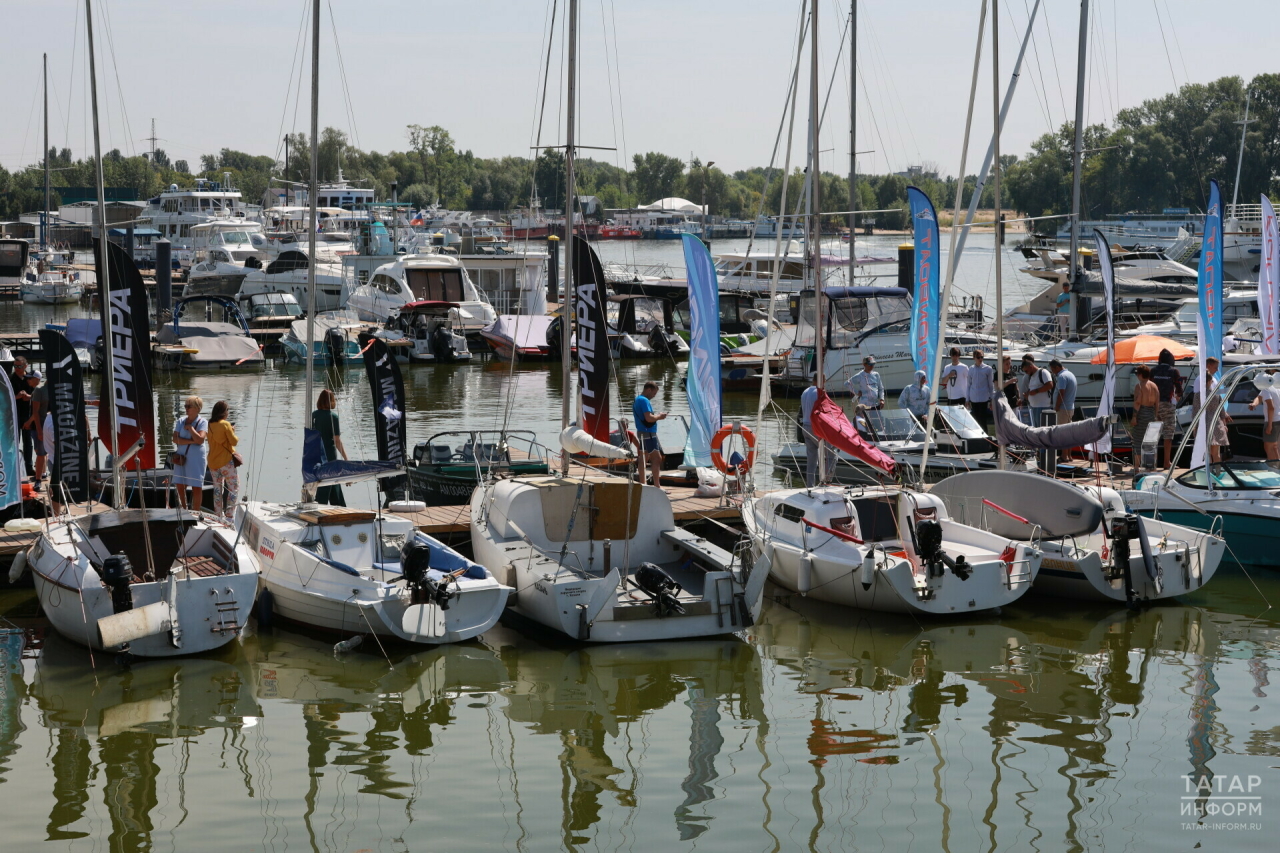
1048 359 1076 424
1056 281 1072 337
898 370 931 420
632 380 667 485
1196 357 1231 463
967 350 995 432
6 356 33 478
23 370 47 489
845 356 884 410
1020 355 1054 425
1000 354 1019 409
1248 370 1280 462
1151 348 1185 468
1131 365 1159 466
799 374 826 488
940 347 969 408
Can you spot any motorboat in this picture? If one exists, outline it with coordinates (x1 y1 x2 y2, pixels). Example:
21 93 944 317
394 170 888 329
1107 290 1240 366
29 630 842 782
140 176 258 248
21 270 84 304
374 300 471 363
45 318 101 371
606 294 688 359
407 430 549 506
479 313 571 361
181 220 267 297
238 248 349 312
344 252 496 334
153 294 264 369
280 309 368 365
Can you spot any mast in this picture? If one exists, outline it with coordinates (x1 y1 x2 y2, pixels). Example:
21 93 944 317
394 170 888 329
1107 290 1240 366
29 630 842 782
1067 0 1089 326
1231 90 1252 211
42 54 50 252
992 1 1005 469
86 0 121 503
304 0 319 433
810 0 823 392
847 0 856 288
559 0 578 475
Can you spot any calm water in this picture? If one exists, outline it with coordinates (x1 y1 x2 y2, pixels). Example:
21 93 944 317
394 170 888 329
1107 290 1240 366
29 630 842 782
0 235 1276 851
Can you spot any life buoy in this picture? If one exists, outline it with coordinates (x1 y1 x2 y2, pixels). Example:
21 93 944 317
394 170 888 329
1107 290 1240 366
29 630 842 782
710 424 756 475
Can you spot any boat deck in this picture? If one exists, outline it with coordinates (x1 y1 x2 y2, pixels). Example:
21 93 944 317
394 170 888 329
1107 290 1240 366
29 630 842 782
0 501 113 556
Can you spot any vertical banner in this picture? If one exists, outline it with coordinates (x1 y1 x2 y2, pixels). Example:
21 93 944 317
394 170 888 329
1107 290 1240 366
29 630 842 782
39 329 89 503
571 238 612 442
1192 180 1224 469
0 362 20 510
907 187 940 375
1260 195 1279 355
1087 229 1116 454
679 234 723 468
95 239 157 469
357 333 406 469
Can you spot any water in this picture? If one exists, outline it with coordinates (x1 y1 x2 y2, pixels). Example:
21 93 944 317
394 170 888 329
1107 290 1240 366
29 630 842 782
1 235 1275 851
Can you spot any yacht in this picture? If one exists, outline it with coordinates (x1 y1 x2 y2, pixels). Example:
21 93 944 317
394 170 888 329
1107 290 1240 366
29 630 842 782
181 220 268 298
373 300 472 363
715 244 896 293
153 294 264 370
238 248 349 312
140 176 257 248
20 270 84 304
344 253 496 336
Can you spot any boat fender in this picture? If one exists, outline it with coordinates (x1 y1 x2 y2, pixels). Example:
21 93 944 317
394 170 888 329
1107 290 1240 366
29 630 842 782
387 500 426 513
796 553 813 595
859 550 875 591
8 550 27 583
710 424 756 475
256 587 275 628
334 634 364 655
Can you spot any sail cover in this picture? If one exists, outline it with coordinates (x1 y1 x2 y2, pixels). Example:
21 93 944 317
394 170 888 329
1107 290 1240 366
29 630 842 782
993 396 1108 450
39 328 89 503
1259 194 1278 355
95 238 156 469
680 234 722 468
810 390 896 474
572 238 612 442
301 428 400 485
0 359 21 510
359 333 407 496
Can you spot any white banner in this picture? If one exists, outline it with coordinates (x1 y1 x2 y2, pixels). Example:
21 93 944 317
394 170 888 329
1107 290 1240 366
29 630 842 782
1087 229 1115 454
1261 195 1279 355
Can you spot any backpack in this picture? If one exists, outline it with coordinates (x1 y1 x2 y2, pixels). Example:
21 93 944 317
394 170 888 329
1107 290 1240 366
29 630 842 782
1151 363 1183 403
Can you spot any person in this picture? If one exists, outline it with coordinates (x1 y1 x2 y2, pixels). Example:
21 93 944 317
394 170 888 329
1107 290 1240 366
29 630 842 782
42 408 60 513
799 374 825 488
24 370 47 490
1019 356 1054 425
1000 355 1019 409
1195 357 1231 463
6 357 34 478
1048 359 1076 424
313 388 348 505
845 356 884 410
206 400 241 520
1248 372 1280 462
967 350 995 432
1056 282 1072 337
940 347 969 408
632 380 667 485
1130 365 1159 463
898 370 931 420
1151 348 1185 468
172 395 209 511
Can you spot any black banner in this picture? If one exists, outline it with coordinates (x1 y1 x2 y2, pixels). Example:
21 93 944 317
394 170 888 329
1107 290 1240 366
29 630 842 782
95 238 156 468
38 329 89 503
572 238 612 441
358 333 407 496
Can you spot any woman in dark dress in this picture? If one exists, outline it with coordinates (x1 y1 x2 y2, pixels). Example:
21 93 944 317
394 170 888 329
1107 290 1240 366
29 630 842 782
312 388 348 506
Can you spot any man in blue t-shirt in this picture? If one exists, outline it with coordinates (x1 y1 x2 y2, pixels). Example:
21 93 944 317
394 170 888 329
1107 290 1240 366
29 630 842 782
1049 359 1076 423
1056 282 1071 337
633 380 667 485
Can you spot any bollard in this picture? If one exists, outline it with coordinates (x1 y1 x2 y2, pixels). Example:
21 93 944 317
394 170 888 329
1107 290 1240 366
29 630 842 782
547 234 560 303
156 239 172 314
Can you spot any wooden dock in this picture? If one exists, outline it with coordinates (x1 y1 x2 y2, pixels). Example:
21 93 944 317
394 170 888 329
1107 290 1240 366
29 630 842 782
0 501 112 556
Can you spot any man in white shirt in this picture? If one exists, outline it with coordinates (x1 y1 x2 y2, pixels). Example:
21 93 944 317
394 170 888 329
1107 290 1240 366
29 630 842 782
1019 355 1054 425
967 349 995 432
845 356 885 410
940 347 969 408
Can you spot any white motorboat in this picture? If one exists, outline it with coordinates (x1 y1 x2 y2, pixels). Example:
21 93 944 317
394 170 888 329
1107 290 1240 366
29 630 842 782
238 248 349 312
344 253 496 333
20 270 84 304
280 309 367 365
374 300 471 363
153 294 264 369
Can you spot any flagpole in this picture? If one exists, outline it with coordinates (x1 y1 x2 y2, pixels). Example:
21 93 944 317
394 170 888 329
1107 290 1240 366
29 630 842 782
304 0 319 440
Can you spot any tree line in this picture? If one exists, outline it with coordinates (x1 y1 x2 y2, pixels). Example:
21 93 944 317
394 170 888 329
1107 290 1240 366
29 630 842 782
3 73 1276 228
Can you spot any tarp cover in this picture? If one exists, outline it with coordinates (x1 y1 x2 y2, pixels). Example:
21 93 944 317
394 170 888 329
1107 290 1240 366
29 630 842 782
810 389 896 474
485 314 565 350
1071 275 1197 298
993 396 1109 450
302 428 400 485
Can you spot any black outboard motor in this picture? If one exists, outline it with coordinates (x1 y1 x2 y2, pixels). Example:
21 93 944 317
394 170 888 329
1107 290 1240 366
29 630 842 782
634 562 685 617
546 316 563 359
101 554 135 614
914 519 972 581
432 324 454 361
324 328 347 364
1107 513 1140 601
401 536 454 609
647 325 668 356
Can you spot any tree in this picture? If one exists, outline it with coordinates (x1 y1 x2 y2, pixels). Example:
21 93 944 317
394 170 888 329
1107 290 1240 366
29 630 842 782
631 152 685 204
174 160 190 174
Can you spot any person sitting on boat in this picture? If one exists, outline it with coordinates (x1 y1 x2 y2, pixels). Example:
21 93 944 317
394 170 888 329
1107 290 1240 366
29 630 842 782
1247 370 1280 462
313 388 349 506
898 370 931 420
632 380 667 486
172 395 209 512
1019 355 1054 426
1048 359 1076 424
941 348 969 408
845 356 884 410
968 350 995 432
1151 348 1185 468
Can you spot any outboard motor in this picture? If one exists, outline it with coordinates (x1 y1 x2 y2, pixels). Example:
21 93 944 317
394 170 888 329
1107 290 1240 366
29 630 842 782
546 316 563 359
633 562 685 617
101 554 135 614
647 325 669 356
401 536 455 609
432 324 454 361
1107 513 1140 599
914 519 971 581
324 328 347 364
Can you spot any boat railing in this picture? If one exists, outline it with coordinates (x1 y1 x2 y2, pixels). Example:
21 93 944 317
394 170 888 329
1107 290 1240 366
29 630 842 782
1226 203 1263 223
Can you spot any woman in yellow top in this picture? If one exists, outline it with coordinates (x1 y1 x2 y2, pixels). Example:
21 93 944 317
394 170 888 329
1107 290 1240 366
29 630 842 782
206 400 240 519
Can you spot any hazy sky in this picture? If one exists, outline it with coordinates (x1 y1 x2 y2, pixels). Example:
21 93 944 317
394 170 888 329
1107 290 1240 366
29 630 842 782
1 1 1273 183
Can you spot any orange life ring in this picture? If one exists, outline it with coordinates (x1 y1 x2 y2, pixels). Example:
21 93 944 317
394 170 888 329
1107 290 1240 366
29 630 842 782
710 424 756 474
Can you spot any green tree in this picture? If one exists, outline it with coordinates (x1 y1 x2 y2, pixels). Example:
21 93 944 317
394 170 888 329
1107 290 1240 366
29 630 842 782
631 152 685 203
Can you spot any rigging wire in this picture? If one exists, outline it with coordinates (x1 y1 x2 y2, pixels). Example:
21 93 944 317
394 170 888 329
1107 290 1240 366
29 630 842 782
326 0 363 152
271 0 313 172
97 0 137 157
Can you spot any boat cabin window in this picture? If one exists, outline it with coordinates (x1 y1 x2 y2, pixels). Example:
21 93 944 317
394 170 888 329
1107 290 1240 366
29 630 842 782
852 497 899 542
371 273 400 294
828 298 870 348
863 409 925 442
1178 462 1280 491
773 502 807 523
0 242 26 278
266 251 310 274
407 268 465 302
936 405 988 439
220 230 251 245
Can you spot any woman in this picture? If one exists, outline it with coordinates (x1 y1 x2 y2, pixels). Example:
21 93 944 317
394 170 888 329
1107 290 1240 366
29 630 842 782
312 388 348 506
206 400 240 519
172 395 209 511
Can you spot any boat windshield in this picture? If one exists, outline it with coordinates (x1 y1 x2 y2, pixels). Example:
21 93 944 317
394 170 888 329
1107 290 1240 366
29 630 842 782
1177 462 1280 491
219 231 252 245
937 405 988 439
860 408 924 442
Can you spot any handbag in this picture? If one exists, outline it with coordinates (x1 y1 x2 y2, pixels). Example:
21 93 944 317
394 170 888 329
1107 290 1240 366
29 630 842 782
171 452 187 466
232 452 244 468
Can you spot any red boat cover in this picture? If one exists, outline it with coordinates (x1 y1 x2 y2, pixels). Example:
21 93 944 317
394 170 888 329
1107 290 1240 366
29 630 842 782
810 390 896 475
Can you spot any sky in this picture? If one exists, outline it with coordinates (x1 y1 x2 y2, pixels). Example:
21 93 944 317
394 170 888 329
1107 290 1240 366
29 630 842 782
1 1 1274 184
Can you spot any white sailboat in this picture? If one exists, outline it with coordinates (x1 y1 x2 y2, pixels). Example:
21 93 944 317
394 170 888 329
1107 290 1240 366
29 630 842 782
469 0 766 643
22 2 259 658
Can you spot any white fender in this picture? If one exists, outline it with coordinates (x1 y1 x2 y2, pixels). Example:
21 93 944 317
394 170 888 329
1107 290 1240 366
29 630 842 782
796 553 813 595
97 601 174 649
8 550 27 583
859 550 876 590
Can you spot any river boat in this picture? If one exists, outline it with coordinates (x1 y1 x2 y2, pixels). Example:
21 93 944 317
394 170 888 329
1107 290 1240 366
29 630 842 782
238 248 349 312
153 294 264 369
21 270 84 304
373 300 471 363
344 252 496 334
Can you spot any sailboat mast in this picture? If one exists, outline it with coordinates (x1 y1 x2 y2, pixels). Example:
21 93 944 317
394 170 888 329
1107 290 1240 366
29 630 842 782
810 0 823 390
992 1 1005 470
42 54 49 252
85 0 121 503
304 0 320 433
847 1 856 287
1231 91 1251 211
1067 0 1089 314
560 0 577 475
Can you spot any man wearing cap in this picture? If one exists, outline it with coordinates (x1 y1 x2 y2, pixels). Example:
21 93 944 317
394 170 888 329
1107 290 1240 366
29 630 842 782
1019 355 1054 426
940 347 969 408
845 356 884 410
898 370 931 419
967 350 995 432
23 369 47 489
6 356 34 477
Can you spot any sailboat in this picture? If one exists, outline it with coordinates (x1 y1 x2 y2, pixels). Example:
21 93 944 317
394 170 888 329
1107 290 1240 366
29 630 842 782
743 0 1042 616
20 3 258 657
469 0 766 642
238 1 509 645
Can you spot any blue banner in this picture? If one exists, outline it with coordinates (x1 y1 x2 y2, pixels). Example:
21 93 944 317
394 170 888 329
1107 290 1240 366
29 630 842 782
0 367 20 510
302 428 399 485
680 234 722 468
1197 180 1224 363
907 186 941 374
